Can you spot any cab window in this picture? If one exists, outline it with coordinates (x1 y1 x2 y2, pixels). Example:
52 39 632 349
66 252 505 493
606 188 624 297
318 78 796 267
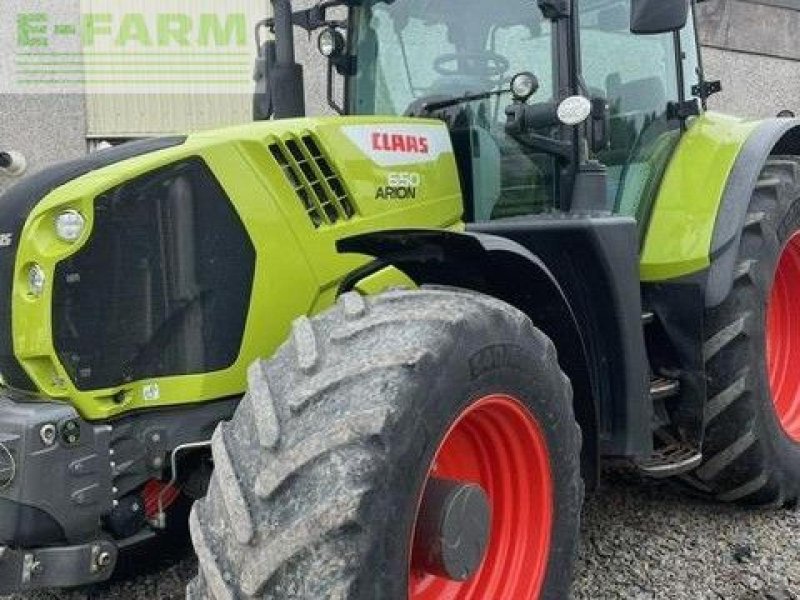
579 0 682 220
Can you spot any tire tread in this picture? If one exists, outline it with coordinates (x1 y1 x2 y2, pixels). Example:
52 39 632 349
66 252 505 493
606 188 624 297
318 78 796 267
189 288 581 598
688 155 800 505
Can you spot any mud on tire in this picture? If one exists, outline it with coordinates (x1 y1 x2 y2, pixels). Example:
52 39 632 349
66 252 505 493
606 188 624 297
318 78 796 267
187 288 583 599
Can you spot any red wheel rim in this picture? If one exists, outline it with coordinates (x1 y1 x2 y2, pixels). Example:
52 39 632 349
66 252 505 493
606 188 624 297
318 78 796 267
767 232 800 442
408 394 553 599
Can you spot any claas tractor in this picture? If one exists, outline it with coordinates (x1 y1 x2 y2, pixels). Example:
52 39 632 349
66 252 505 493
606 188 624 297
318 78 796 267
0 0 798 597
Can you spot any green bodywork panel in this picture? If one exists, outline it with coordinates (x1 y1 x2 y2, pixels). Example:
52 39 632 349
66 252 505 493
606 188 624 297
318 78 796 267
8 109 771 419
11 116 462 420
640 112 761 281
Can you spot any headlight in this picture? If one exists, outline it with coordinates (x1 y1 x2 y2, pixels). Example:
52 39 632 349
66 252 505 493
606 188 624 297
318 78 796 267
510 72 539 103
557 95 592 126
28 264 46 297
55 210 86 243
318 27 345 58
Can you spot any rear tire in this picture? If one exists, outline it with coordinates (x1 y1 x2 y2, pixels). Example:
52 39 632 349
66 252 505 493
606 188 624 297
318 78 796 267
688 156 800 506
187 288 582 599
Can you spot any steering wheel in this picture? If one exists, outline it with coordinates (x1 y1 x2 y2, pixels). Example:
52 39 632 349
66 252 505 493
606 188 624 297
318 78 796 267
433 52 510 78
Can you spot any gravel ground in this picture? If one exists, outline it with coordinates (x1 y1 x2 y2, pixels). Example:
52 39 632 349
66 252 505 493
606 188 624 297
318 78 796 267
574 469 800 599
6 468 799 600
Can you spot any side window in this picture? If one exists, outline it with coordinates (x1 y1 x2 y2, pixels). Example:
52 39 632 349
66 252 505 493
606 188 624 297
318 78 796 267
472 22 559 221
493 24 555 103
579 0 681 220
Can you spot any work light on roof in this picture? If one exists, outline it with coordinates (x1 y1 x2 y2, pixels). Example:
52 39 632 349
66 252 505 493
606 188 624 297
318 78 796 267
510 72 539 103
318 27 345 59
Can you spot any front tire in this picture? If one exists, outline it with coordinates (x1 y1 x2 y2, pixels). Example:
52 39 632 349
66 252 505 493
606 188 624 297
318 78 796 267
188 288 582 599
689 156 800 506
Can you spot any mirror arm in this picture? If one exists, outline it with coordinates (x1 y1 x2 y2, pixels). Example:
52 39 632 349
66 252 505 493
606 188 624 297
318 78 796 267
505 99 572 159
505 122 573 160
293 7 348 32
589 96 610 154
326 61 345 114
516 133 573 160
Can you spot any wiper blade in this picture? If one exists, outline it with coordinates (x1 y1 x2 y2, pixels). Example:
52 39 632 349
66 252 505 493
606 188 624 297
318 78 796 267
421 88 508 113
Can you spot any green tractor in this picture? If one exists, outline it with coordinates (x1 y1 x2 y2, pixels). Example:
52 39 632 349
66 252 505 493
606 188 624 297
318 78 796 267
0 0 799 597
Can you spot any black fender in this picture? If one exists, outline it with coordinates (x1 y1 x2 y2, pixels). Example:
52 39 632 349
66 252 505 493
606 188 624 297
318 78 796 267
338 224 651 484
707 118 800 307
470 217 650 461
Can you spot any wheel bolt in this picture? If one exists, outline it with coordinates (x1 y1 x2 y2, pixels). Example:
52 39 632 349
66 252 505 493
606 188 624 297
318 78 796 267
96 551 112 568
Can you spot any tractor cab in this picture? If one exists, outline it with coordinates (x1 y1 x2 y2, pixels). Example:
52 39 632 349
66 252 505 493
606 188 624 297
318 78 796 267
251 0 719 477
256 0 706 229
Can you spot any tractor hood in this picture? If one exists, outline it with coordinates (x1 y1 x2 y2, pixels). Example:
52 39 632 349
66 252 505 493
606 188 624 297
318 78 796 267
0 138 187 394
0 117 462 421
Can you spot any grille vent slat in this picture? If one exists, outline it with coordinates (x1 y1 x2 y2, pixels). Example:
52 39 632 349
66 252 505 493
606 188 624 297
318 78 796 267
267 134 356 228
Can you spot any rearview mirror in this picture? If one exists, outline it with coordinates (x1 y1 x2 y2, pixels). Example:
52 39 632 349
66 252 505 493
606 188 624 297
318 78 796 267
630 0 689 35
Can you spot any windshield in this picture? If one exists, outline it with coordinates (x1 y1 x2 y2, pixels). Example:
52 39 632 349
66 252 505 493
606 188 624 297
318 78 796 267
350 0 554 117
349 0 560 221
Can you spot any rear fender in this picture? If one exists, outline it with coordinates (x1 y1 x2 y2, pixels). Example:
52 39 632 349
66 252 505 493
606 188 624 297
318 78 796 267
707 118 800 307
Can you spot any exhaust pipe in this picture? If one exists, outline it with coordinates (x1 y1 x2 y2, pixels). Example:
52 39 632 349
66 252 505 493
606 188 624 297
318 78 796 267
253 0 306 121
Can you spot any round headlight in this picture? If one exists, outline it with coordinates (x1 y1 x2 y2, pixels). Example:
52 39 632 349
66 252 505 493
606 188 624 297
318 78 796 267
510 72 539 103
28 264 46 297
318 27 345 58
55 210 85 243
557 95 592 126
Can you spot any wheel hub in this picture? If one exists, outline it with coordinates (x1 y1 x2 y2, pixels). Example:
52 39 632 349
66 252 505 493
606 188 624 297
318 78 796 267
408 394 554 599
413 478 491 581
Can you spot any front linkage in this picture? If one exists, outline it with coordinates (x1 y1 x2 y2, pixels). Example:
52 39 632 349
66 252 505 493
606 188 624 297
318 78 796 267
0 396 115 592
0 394 233 593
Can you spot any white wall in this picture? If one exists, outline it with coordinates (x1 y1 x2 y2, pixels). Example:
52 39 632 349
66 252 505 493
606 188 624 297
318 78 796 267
0 0 87 193
697 0 800 117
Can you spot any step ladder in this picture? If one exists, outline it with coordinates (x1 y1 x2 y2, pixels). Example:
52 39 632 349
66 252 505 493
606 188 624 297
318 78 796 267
635 440 703 478
635 377 702 477
636 310 703 477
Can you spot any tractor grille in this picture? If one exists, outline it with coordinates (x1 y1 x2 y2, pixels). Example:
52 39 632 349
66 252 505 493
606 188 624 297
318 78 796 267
268 134 356 228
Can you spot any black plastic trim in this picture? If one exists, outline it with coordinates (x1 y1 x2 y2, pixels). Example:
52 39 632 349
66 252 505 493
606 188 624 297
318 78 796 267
0 499 66 546
642 279 708 448
471 216 651 458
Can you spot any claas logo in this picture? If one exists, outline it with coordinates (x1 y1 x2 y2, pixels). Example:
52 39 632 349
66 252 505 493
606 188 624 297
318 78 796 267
371 133 430 154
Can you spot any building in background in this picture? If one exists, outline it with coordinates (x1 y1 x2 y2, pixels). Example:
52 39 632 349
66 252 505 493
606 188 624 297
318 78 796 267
2 0 799 192
698 0 800 117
